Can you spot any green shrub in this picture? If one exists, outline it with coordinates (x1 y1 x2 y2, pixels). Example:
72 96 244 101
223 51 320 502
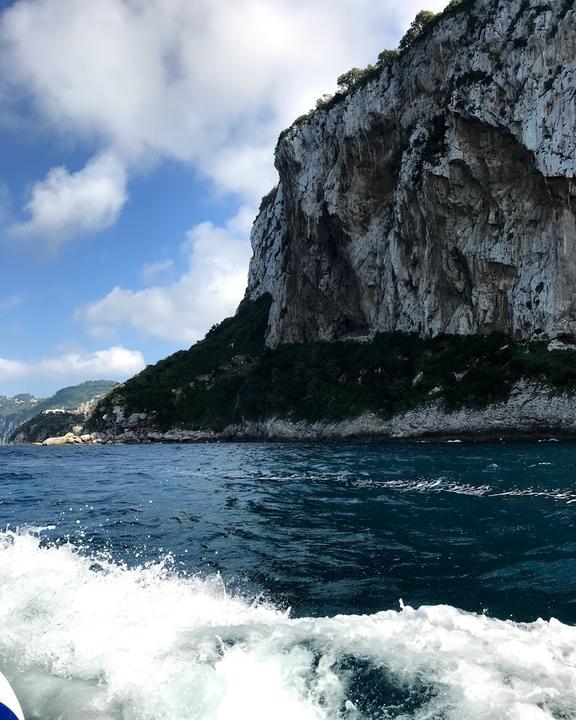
90 295 272 432
258 186 278 213
316 94 334 109
337 67 366 92
399 10 438 51
377 49 400 66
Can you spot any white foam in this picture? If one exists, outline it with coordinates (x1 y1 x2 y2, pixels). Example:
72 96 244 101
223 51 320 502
0 530 575 720
378 477 494 497
377 477 576 504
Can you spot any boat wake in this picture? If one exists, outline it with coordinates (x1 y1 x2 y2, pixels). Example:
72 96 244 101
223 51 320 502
0 529 575 720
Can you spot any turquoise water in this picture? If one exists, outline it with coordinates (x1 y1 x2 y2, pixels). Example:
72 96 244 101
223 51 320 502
0 442 575 719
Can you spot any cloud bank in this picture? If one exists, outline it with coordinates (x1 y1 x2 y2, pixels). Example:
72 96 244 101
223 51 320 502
0 347 146 384
1 0 449 208
141 259 174 283
1 0 449 348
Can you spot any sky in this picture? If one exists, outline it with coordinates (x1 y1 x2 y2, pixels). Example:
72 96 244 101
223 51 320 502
0 0 448 397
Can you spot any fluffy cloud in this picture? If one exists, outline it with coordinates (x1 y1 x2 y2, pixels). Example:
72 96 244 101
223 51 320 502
76 208 254 344
0 358 25 381
9 153 127 250
0 0 449 205
0 346 146 383
0 0 449 344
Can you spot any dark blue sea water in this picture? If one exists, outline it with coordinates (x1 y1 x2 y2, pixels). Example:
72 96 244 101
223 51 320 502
0 442 575 719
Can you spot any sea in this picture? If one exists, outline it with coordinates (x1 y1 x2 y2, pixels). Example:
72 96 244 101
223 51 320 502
0 441 575 720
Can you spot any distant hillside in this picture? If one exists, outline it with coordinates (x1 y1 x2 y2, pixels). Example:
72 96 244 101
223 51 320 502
0 394 40 416
0 380 117 443
33 381 118 414
0 394 41 443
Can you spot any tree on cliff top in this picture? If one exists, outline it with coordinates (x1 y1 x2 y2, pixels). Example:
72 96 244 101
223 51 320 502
399 10 438 51
336 67 366 93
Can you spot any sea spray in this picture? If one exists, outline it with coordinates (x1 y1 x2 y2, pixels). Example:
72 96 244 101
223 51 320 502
0 530 575 720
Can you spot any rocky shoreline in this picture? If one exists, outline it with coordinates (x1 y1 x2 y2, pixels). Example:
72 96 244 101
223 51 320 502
29 381 576 446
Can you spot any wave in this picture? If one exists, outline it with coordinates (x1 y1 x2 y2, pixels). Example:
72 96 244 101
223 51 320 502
236 469 576 505
373 477 576 504
0 529 575 720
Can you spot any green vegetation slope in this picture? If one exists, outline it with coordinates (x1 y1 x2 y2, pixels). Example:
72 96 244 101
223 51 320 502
89 296 576 435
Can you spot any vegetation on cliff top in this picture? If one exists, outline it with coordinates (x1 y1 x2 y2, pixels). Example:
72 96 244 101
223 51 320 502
279 0 477 141
90 296 576 434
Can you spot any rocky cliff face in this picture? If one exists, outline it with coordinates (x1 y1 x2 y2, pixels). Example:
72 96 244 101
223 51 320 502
78 0 576 445
247 0 576 346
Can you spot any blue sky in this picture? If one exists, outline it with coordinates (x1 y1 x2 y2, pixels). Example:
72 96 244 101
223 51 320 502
0 0 448 397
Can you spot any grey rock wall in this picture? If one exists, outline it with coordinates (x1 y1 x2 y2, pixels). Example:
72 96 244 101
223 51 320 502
247 0 576 346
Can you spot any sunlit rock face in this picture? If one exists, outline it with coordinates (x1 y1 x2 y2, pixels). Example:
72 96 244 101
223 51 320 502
247 0 576 347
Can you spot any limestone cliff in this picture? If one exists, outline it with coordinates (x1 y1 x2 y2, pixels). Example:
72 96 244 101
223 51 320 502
81 0 576 445
247 0 576 346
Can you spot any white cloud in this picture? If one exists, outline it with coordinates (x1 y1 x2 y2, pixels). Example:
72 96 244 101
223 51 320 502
0 0 449 343
9 153 127 250
0 0 449 206
37 346 145 379
141 259 174 283
0 358 25 381
76 208 254 344
0 346 146 383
